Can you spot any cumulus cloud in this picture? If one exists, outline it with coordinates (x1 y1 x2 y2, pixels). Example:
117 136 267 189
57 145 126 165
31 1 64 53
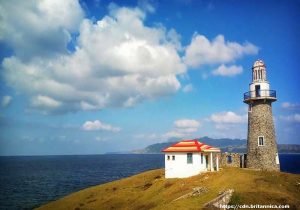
281 102 300 110
137 0 156 13
1 3 185 114
174 119 200 128
164 119 201 138
31 95 62 109
0 1 259 115
279 114 300 123
1 95 12 107
0 0 84 59
184 34 258 68
212 64 243 77
182 84 193 93
82 120 121 132
210 111 247 124
206 111 247 137
163 131 186 139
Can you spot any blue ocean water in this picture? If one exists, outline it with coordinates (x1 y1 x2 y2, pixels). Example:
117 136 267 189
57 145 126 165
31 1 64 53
0 154 164 210
279 153 300 174
0 153 299 210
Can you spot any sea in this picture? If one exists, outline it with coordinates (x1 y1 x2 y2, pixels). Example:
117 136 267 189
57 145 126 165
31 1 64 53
0 153 299 210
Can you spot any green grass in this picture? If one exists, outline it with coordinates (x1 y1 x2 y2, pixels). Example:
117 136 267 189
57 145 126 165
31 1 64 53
228 192 242 205
36 168 300 210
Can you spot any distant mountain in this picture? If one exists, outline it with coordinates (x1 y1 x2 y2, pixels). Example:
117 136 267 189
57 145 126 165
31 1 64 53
197 136 246 147
140 136 246 154
278 144 300 153
134 137 300 154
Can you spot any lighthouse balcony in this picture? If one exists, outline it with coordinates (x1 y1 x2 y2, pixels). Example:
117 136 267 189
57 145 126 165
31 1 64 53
243 90 276 103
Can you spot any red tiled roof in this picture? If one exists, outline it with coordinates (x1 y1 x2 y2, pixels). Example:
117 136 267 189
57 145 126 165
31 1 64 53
162 139 221 153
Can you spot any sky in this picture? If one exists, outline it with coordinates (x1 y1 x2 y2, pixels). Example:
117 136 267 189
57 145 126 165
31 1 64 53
0 0 299 155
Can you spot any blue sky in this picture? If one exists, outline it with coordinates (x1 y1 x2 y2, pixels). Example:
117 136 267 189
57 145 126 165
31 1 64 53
0 0 299 155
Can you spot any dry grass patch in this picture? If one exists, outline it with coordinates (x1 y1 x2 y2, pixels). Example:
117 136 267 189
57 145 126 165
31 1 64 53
36 168 300 210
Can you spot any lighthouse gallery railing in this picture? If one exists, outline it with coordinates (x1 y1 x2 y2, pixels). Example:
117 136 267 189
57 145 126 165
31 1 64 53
243 90 276 101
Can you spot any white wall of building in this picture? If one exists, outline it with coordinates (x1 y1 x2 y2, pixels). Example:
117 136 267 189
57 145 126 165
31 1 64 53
164 152 208 178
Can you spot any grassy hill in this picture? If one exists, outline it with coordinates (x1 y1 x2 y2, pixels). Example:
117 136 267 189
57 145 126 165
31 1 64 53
36 168 300 210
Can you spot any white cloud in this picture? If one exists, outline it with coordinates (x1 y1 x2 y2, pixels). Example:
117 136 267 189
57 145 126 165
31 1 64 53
174 119 200 128
210 111 247 124
184 34 258 68
214 124 230 130
279 114 300 123
164 119 201 139
1 2 259 115
212 64 243 77
1 4 185 114
82 120 121 132
281 102 300 110
163 130 187 139
31 95 62 109
95 136 109 142
281 102 290 108
204 110 247 138
137 0 156 13
182 84 193 93
1 95 12 107
0 0 84 59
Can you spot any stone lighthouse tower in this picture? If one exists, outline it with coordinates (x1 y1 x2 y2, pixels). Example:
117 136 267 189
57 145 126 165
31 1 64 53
243 60 280 171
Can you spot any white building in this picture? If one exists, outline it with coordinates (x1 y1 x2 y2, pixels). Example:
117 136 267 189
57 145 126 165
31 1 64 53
162 139 221 178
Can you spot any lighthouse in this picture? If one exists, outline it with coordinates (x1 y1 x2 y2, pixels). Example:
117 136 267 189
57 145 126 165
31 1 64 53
243 60 280 171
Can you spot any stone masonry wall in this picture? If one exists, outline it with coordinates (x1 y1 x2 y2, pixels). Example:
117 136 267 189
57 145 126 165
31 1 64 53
220 153 240 168
247 101 280 171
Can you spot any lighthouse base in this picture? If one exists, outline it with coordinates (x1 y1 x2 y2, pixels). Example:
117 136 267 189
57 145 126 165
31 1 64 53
246 152 280 171
246 100 280 171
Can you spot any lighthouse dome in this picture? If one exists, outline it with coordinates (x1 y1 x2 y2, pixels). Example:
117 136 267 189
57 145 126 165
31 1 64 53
252 59 267 82
253 60 265 68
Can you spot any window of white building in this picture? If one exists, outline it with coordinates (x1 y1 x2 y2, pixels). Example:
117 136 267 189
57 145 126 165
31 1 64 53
187 153 193 164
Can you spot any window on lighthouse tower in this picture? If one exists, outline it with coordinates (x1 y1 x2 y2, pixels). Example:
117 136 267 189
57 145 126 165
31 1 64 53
258 136 265 146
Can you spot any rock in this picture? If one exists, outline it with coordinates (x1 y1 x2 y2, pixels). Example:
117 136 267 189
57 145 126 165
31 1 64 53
204 189 234 210
173 186 209 201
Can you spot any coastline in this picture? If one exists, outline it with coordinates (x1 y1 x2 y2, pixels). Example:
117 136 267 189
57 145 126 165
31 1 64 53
36 167 300 210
